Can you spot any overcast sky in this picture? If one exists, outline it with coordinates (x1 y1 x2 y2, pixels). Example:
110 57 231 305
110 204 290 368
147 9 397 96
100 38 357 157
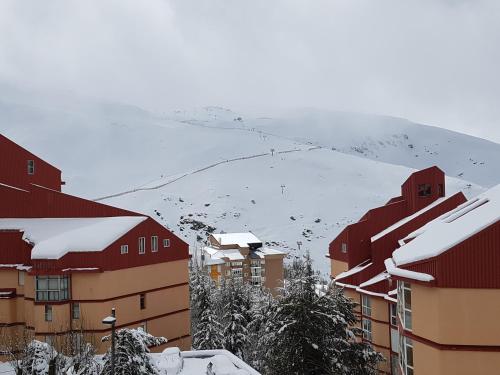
1 1 499 142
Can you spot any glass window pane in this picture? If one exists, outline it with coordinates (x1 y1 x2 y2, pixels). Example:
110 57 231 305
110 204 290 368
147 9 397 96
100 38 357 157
404 288 411 309
48 278 59 290
37 277 48 290
49 291 59 301
405 311 412 330
406 345 413 367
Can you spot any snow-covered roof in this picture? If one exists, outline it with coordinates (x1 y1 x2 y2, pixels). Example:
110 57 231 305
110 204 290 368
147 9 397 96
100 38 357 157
253 247 286 258
392 185 500 266
203 247 245 261
204 258 225 266
334 261 371 281
371 196 449 243
359 272 390 288
385 258 434 282
0 217 147 260
212 232 262 247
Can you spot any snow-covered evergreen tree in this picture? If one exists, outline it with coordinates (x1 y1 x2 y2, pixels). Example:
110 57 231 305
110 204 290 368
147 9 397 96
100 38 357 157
221 280 249 359
19 340 67 375
192 272 224 350
260 253 383 375
100 328 167 375
66 343 101 375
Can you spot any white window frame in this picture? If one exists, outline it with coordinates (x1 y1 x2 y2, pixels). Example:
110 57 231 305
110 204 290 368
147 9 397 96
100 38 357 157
151 236 158 252
138 237 146 254
45 305 53 322
362 295 372 317
362 317 372 342
27 160 35 175
163 238 170 248
397 281 412 331
225 269 231 277
36 276 70 301
120 244 129 254
399 336 414 375
231 261 243 267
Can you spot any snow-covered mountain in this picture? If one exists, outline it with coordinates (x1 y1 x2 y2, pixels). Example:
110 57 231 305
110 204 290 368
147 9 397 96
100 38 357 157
1 89 497 274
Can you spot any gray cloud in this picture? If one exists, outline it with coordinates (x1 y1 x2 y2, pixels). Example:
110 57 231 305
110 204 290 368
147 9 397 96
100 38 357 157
1 0 499 141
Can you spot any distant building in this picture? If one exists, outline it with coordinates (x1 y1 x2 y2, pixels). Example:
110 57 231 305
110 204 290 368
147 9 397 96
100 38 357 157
202 232 286 294
328 166 468 374
0 134 191 355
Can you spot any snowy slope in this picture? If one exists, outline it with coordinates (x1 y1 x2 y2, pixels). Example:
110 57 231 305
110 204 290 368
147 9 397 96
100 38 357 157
0 89 495 274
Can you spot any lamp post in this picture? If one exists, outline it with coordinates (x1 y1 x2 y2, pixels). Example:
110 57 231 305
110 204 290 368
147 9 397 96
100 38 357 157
102 308 116 375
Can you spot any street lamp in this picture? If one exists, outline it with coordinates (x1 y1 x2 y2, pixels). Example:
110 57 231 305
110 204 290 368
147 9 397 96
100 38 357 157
102 308 116 375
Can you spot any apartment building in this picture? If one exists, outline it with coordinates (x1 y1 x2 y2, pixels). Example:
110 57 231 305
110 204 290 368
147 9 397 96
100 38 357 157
385 185 500 375
202 232 286 294
328 167 467 374
0 134 191 355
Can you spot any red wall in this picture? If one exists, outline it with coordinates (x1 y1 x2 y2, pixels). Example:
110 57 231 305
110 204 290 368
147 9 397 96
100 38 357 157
405 220 500 288
27 218 189 274
0 231 32 265
370 192 467 275
0 184 138 218
0 134 62 191
401 166 445 214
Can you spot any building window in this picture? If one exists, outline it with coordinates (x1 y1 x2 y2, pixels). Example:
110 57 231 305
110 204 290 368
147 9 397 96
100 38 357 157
391 353 399 375
36 276 70 301
138 237 146 254
72 303 80 320
139 322 148 333
390 303 397 326
397 281 412 330
18 271 25 286
231 261 243 267
399 336 414 375
120 244 128 254
231 268 243 277
163 239 170 248
151 236 158 252
341 243 348 253
362 295 372 317
418 183 432 197
140 293 146 310
27 160 35 175
225 270 231 277
362 318 372 342
45 305 53 322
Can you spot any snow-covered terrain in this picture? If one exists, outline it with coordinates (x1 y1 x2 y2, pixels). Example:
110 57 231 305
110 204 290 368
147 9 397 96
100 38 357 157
1 87 496 274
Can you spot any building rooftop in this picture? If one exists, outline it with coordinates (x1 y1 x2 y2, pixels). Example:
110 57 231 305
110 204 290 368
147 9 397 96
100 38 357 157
212 232 261 247
0 216 147 259
392 184 500 267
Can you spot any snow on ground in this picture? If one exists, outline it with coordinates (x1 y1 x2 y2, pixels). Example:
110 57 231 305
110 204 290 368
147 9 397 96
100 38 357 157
0 89 494 274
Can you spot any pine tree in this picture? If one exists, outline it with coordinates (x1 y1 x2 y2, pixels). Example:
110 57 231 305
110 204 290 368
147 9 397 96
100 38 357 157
221 280 249 359
19 340 67 375
66 343 101 375
100 328 167 375
192 271 224 350
260 253 383 375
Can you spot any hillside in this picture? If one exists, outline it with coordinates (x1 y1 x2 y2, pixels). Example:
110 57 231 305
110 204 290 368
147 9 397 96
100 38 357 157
1 91 496 274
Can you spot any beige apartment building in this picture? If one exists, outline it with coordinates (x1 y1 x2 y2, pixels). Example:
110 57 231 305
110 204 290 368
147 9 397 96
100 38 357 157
202 232 286 294
0 134 191 357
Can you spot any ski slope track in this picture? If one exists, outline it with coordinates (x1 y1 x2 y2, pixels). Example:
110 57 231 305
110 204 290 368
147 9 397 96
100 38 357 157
1 89 497 274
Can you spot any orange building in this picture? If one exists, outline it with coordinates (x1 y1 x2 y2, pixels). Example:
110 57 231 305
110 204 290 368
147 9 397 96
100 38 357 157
0 134 191 355
203 232 286 294
328 167 468 374
386 184 500 375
